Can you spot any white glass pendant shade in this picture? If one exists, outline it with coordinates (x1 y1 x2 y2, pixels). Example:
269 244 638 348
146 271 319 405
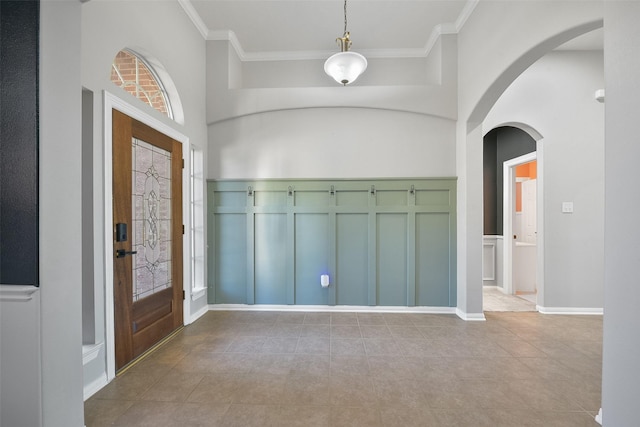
324 51 368 85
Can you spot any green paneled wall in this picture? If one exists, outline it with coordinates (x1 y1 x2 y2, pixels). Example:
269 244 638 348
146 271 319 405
208 179 456 307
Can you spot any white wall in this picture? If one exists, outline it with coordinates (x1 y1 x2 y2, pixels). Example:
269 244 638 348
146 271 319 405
484 50 605 310
40 1 85 425
80 0 208 398
209 108 456 180
206 34 459 124
455 0 603 317
601 2 640 424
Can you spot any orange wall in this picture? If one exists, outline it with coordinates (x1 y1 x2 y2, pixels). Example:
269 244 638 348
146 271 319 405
516 160 537 179
515 160 536 212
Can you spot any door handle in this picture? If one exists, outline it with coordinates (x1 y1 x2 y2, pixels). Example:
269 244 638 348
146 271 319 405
116 249 137 258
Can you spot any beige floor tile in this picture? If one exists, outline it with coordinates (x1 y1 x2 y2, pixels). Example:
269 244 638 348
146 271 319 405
330 375 379 407
360 325 392 338
84 399 134 427
304 312 331 324
140 371 204 402
275 405 331 427
112 401 181 427
330 325 362 338
220 404 281 427
330 354 370 376
356 313 386 325
92 372 156 401
84 310 603 427
331 338 366 355
282 375 330 406
185 373 244 404
290 353 331 376
330 406 382 427
260 337 299 353
330 312 358 325
251 353 297 376
296 337 330 354
230 373 287 405
172 402 231 426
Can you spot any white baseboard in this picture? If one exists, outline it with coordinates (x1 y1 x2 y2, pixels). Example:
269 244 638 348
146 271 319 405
208 304 457 314
188 304 209 324
537 305 603 315
455 308 486 321
595 408 602 425
83 372 108 401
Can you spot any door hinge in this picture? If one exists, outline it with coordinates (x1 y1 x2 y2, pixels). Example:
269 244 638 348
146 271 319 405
182 290 186 300
182 158 185 169
182 224 185 234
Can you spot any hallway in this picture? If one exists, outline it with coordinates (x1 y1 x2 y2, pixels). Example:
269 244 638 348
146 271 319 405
85 310 601 426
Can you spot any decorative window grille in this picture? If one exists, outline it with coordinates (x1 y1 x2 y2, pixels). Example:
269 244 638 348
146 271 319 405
110 49 173 119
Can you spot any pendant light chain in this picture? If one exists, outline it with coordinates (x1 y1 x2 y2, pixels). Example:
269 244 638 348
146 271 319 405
343 0 348 36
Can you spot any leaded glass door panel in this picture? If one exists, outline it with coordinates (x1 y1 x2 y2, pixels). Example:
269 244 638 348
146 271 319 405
113 109 183 372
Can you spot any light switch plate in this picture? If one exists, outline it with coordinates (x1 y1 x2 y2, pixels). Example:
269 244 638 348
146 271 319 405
562 202 574 213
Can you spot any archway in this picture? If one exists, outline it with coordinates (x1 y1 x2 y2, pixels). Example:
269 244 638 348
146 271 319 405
457 19 604 319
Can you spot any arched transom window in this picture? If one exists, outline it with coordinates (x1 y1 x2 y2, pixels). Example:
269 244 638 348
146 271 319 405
110 49 173 119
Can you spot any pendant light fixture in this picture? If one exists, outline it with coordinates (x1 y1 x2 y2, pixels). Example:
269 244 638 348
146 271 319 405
324 0 367 85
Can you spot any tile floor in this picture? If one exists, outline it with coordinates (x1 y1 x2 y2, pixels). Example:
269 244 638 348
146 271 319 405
483 286 537 312
85 310 602 426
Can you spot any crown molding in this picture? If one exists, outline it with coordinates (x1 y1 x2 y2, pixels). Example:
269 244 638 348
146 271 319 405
456 0 480 32
179 0 479 62
177 0 209 39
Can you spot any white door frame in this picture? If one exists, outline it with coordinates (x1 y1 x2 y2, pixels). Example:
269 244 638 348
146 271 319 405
503 151 540 299
103 91 191 381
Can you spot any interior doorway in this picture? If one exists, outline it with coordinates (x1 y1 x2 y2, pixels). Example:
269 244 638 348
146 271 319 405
503 152 538 308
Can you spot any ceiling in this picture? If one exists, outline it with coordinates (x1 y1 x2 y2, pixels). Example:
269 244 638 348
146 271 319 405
182 0 603 60
185 0 472 59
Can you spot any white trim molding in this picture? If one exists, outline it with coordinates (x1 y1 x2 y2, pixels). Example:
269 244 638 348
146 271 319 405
595 408 602 425
456 308 487 321
537 306 603 315
83 372 108 401
0 285 39 302
209 304 457 315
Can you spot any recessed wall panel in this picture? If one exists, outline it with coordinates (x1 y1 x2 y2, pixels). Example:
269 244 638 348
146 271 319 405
416 213 451 306
214 214 247 303
254 213 287 304
295 214 329 305
214 191 246 208
296 191 330 207
377 214 408 306
336 214 368 305
255 191 286 207
336 191 368 207
416 190 450 206
377 190 408 206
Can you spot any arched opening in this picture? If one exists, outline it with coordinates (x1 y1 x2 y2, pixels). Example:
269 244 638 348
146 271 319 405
458 20 604 319
482 126 541 312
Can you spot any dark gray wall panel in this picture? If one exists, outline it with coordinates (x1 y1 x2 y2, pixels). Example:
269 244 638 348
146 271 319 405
0 0 39 285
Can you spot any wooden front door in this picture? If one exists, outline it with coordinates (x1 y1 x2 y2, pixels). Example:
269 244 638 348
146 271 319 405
112 109 183 371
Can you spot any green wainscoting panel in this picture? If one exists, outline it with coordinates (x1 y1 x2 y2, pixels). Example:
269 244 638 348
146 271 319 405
208 178 456 307
336 213 369 305
254 213 287 304
416 213 452 306
377 214 409 306
294 214 330 305
214 214 247 303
